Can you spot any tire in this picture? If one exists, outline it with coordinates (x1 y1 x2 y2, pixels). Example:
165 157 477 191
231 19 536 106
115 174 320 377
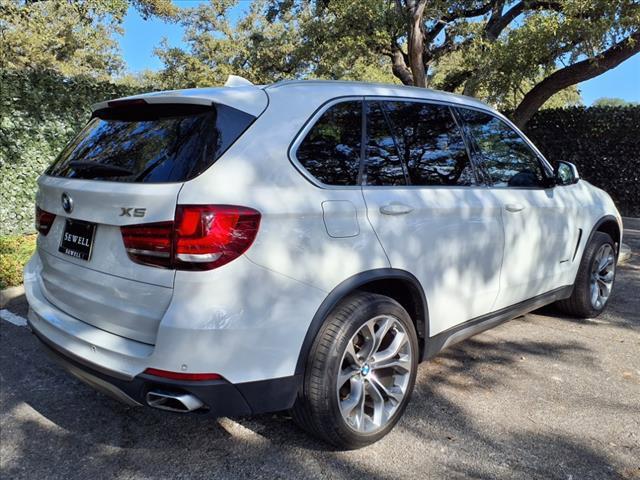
291 292 419 449
555 231 617 318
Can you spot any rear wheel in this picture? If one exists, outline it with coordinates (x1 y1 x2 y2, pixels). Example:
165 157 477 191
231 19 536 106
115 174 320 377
555 231 616 318
291 292 419 449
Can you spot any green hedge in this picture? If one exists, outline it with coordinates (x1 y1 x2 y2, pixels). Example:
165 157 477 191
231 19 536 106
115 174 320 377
524 106 640 217
0 70 146 235
1 72 638 236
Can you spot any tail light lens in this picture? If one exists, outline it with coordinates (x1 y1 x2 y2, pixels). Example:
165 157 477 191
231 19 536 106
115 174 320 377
35 206 55 235
119 221 173 268
121 205 261 270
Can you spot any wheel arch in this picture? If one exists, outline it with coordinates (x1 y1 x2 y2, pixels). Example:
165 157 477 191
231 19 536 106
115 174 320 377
589 215 622 253
294 268 429 375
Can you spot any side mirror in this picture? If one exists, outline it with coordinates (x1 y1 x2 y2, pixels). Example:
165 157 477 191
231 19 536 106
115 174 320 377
555 161 580 186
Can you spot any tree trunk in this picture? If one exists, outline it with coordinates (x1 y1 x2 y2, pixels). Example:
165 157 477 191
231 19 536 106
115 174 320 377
391 48 414 85
512 31 640 128
406 0 427 87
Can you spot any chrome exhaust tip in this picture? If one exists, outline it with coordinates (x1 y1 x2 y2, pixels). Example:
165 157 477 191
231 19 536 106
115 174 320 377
146 390 204 412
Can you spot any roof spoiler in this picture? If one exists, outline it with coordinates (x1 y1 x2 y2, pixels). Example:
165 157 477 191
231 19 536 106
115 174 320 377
91 75 267 117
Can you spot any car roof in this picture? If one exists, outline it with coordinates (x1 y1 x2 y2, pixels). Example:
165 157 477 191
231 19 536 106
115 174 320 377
263 79 493 111
92 78 499 120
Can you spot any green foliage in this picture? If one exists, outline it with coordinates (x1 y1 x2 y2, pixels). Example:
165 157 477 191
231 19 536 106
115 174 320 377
0 70 148 235
151 0 402 88
0 0 128 79
593 97 639 107
430 51 584 111
432 0 640 100
238 0 638 123
525 106 640 216
0 234 36 288
0 0 179 80
152 0 308 88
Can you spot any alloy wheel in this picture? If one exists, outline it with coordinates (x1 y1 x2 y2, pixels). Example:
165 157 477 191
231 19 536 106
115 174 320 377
336 315 413 433
590 243 615 309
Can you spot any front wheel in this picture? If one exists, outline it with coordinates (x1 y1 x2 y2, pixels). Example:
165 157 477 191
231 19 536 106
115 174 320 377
291 292 419 449
555 231 617 318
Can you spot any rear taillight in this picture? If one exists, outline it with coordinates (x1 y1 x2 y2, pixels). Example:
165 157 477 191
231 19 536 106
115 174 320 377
119 221 173 268
173 205 261 270
35 206 55 235
121 205 261 270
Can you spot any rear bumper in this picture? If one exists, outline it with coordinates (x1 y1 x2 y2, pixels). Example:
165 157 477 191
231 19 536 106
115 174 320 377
30 323 301 416
24 252 312 416
25 249 325 385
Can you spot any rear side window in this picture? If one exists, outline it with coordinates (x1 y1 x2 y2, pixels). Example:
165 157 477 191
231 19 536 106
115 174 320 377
365 102 408 186
382 101 476 186
457 108 547 188
46 103 255 183
296 101 362 186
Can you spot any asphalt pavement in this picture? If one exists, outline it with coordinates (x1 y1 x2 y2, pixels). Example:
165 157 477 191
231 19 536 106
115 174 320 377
1 222 638 479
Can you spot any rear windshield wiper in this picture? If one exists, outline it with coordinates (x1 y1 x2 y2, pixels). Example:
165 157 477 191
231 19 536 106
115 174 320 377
69 161 135 178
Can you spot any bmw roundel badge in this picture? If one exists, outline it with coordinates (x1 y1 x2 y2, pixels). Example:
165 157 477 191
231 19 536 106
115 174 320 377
61 192 73 213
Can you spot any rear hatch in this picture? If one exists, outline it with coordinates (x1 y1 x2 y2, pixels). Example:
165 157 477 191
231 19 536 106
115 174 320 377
34 93 262 344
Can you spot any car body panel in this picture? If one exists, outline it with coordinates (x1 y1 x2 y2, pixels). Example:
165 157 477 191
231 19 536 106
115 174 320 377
362 185 505 335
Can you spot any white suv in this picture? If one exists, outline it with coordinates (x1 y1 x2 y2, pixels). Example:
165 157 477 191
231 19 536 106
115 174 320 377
25 78 622 449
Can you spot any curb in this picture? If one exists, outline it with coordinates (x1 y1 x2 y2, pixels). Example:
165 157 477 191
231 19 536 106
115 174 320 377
0 285 25 309
618 243 632 265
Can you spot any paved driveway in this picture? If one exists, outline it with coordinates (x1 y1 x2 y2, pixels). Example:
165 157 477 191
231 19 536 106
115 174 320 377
1 223 638 480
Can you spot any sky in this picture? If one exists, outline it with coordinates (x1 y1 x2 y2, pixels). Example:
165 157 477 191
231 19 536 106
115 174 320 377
117 3 640 106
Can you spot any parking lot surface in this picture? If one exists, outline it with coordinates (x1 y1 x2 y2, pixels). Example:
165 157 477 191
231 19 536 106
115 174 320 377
1 224 638 480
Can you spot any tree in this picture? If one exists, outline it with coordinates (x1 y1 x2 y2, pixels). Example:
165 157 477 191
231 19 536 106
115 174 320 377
288 0 639 126
150 0 302 88
405 0 640 126
593 97 639 106
147 0 637 125
0 0 177 79
151 0 411 88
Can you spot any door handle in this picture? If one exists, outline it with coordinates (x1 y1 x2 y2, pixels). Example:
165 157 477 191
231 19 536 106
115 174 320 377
380 203 414 215
504 203 525 213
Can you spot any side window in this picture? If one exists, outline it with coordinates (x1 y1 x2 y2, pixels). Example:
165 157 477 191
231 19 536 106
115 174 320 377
383 101 476 186
296 101 362 186
364 102 408 186
457 108 547 188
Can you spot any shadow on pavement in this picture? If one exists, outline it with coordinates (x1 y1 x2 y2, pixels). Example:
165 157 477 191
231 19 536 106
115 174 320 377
1 228 638 478
2 313 636 479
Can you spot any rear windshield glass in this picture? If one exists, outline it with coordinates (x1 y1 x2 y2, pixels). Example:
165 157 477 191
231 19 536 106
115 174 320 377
46 103 255 183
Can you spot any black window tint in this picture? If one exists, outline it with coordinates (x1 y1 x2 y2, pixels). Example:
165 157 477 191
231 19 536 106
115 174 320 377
383 101 475 186
47 103 255 183
296 101 362 185
364 102 407 186
457 108 546 188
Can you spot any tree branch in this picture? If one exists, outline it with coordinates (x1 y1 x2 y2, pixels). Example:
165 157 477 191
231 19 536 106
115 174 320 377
512 31 640 127
389 42 414 85
485 1 561 40
441 1 497 22
424 1 497 47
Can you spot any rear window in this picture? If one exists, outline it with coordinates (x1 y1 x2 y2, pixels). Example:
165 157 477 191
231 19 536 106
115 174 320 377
46 103 255 183
295 101 362 186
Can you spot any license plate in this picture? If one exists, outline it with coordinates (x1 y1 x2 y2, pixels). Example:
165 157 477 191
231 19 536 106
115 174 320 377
59 219 96 261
